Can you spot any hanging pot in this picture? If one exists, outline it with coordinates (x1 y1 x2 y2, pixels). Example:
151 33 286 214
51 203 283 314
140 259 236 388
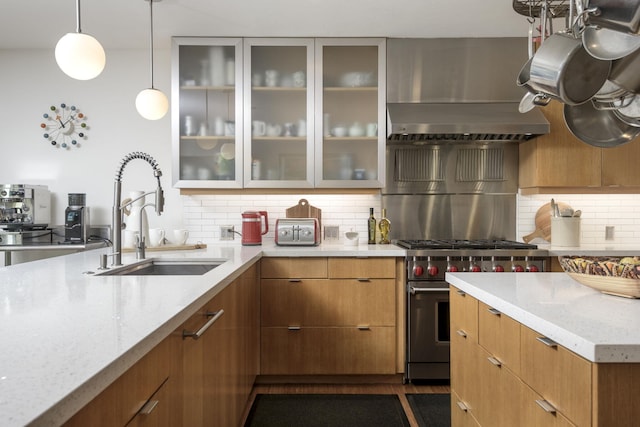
609 47 640 94
587 0 640 34
529 31 612 105
563 100 640 147
582 25 640 60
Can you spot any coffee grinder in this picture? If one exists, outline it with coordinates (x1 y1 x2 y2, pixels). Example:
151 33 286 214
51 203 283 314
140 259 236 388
65 193 90 242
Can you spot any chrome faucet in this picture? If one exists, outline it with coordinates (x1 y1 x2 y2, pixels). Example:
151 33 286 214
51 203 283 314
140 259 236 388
110 152 164 266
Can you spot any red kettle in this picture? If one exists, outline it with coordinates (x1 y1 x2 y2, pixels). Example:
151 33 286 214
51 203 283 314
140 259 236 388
241 211 269 245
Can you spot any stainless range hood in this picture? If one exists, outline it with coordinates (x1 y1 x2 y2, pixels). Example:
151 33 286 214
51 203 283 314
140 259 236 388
387 38 550 142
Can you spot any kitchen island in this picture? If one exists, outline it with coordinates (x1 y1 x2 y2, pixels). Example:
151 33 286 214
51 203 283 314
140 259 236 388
0 241 404 426
446 271 640 427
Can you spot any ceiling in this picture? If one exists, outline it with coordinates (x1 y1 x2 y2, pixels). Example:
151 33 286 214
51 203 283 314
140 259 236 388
1 0 533 50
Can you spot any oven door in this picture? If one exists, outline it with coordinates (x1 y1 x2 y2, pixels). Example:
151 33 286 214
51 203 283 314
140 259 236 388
406 282 450 381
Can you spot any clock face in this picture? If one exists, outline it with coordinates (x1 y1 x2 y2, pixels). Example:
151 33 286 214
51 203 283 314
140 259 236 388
40 103 88 149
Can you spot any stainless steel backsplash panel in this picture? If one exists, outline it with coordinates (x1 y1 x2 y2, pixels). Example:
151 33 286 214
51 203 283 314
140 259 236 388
381 194 516 241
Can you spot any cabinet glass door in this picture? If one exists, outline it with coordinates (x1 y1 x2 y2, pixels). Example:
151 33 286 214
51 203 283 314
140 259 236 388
172 37 243 188
315 39 386 188
244 38 314 188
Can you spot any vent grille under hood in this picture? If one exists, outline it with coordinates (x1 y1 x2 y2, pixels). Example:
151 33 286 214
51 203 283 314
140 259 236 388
387 102 550 142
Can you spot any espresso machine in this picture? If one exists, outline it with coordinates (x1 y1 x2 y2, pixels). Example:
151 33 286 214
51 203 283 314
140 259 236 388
64 193 90 243
0 184 51 230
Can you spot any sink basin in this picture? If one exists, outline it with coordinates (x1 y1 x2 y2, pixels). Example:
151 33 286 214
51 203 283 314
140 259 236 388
96 258 225 276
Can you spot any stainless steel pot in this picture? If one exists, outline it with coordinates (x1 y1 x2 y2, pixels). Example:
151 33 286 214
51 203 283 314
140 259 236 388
529 32 612 105
610 48 640 94
588 0 640 34
563 100 640 147
582 26 640 60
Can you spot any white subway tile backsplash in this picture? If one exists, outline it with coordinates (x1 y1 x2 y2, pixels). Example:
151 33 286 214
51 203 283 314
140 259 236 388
181 193 381 243
517 193 640 245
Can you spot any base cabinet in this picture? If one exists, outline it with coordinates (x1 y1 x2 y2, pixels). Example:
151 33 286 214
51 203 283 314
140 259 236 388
63 264 259 427
182 263 259 426
451 284 640 427
260 257 397 375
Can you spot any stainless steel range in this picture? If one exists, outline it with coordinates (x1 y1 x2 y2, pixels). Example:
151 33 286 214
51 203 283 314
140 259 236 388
396 239 549 382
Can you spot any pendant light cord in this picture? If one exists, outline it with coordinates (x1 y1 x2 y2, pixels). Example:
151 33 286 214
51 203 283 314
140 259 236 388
75 0 82 33
149 0 155 89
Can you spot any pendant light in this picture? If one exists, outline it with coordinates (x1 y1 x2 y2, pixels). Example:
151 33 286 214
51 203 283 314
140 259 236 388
55 0 106 80
136 0 169 120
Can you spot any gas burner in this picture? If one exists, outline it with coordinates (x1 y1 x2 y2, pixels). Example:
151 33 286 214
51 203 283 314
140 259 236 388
395 239 538 250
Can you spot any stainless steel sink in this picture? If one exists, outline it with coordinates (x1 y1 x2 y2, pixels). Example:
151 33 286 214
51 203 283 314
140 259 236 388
96 258 226 276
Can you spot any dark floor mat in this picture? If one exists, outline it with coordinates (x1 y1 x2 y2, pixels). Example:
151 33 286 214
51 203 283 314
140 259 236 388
406 393 451 427
245 394 411 427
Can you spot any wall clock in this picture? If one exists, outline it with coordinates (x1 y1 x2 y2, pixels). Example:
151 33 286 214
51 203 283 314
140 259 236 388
40 103 88 149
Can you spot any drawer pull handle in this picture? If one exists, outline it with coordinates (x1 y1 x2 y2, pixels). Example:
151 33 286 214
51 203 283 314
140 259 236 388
456 289 466 296
288 326 301 331
456 329 467 338
139 399 159 415
536 336 558 348
288 279 302 283
357 278 371 282
535 399 557 414
456 401 469 412
487 307 501 316
182 309 224 340
487 356 502 367
357 325 371 330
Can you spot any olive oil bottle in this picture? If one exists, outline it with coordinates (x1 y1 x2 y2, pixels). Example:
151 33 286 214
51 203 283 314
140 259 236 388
367 208 376 244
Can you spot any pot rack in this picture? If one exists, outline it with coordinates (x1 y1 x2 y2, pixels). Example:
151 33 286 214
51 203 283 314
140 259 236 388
513 0 571 18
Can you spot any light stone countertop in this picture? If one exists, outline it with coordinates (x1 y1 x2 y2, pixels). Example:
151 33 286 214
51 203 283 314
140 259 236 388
0 241 405 427
542 243 640 257
446 271 640 364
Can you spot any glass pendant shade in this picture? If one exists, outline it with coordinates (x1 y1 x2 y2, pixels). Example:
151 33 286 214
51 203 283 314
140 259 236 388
136 88 169 120
55 32 106 80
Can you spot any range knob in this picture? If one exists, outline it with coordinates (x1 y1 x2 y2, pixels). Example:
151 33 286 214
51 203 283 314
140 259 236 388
494 264 505 272
469 256 482 272
446 256 458 272
528 265 540 272
413 265 424 277
428 265 439 277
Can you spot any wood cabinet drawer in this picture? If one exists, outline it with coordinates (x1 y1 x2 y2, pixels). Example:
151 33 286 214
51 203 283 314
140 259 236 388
519 381 575 427
64 337 174 427
478 301 521 374
450 286 478 343
261 326 396 375
520 325 591 427
450 320 482 420
261 278 395 327
475 346 524 427
261 257 327 278
451 390 481 427
328 257 396 278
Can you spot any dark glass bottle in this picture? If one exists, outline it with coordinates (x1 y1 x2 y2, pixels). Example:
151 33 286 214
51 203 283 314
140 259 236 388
367 208 376 244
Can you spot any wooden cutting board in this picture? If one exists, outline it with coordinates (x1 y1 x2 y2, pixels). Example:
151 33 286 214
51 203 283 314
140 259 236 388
286 199 322 230
522 201 571 243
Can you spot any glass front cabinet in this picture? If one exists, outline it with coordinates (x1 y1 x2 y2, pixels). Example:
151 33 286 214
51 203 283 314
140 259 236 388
171 37 386 189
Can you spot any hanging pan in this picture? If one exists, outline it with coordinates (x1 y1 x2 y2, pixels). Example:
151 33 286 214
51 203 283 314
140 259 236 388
563 100 640 147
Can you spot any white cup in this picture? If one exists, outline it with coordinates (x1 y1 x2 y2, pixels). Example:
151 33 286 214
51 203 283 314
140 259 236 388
297 119 307 137
123 230 139 249
224 121 235 136
253 120 267 136
213 117 225 136
265 70 279 87
366 122 378 137
266 124 282 137
148 228 165 247
173 229 189 246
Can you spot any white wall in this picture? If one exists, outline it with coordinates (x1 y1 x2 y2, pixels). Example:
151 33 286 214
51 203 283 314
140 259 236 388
0 48 183 231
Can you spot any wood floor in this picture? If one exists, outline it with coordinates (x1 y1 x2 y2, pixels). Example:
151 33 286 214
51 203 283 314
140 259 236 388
241 381 451 427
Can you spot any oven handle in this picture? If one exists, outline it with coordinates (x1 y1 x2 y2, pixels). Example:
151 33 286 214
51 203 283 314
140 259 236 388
410 286 450 295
